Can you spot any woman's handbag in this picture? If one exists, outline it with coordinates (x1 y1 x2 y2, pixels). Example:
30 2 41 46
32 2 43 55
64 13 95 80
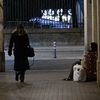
27 46 35 57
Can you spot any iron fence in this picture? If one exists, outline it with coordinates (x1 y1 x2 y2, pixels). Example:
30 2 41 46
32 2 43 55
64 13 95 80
3 0 84 29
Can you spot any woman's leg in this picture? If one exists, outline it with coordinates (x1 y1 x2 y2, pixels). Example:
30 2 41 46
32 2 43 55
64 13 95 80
15 71 20 81
20 71 25 82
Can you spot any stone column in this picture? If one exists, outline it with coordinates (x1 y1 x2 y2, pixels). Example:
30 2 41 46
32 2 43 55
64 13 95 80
91 0 97 42
84 0 92 51
0 0 5 72
97 0 100 86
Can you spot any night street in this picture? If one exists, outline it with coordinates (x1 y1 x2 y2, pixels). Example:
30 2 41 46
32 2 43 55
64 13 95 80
5 46 84 71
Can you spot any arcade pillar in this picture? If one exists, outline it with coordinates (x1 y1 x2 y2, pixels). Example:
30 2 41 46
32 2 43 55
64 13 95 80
0 0 5 72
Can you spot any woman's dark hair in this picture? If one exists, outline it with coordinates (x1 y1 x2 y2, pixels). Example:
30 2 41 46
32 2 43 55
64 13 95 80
91 42 98 52
16 24 26 34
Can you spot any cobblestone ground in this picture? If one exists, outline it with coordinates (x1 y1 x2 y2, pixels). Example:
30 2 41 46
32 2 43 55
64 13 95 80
0 70 100 100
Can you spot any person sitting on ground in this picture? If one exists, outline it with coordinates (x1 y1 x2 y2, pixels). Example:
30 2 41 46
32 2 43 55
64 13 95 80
63 59 81 81
63 42 97 81
83 42 98 81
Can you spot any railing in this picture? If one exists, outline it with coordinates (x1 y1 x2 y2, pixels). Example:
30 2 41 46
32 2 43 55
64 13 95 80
3 0 84 29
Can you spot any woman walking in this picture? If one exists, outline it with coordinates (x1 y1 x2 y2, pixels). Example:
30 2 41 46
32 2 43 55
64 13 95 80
8 24 30 82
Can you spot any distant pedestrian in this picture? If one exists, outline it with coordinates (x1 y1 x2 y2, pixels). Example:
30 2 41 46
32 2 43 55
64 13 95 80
8 24 30 82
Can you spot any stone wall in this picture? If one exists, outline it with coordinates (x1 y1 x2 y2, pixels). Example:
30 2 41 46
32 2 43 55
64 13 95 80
4 28 84 49
4 32 84 48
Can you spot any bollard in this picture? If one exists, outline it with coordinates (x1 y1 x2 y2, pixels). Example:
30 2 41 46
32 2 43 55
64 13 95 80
53 42 56 58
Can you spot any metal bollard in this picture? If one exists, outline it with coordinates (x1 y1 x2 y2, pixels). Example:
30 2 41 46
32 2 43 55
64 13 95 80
53 42 56 58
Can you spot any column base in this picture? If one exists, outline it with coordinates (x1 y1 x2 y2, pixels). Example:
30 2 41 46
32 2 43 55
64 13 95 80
97 61 100 87
0 52 5 72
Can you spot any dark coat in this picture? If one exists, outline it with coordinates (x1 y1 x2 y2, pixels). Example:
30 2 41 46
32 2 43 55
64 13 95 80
8 32 30 71
84 51 97 80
